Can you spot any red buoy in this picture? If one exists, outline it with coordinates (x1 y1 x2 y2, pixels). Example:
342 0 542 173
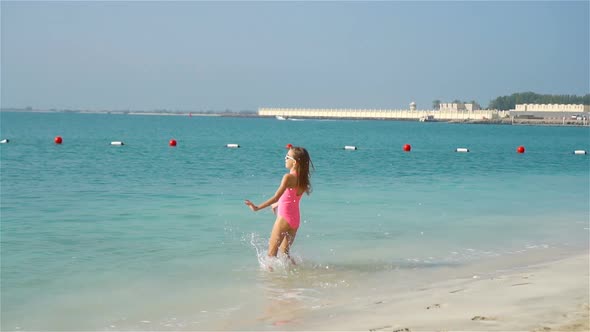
54 136 63 144
517 146 525 154
169 139 177 147
285 143 293 149
403 144 411 152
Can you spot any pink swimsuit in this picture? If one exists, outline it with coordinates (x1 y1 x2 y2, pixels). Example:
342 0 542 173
278 180 303 229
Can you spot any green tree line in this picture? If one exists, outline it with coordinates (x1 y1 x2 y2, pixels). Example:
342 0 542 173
488 92 590 110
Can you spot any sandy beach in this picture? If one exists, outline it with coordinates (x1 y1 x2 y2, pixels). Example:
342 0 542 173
301 252 589 332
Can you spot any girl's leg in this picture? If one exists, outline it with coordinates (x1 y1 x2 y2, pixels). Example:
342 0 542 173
268 217 292 257
279 227 298 259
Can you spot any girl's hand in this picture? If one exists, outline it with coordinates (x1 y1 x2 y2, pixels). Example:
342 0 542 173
271 202 278 215
244 200 259 212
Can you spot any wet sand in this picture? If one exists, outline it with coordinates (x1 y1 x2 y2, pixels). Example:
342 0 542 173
302 252 589 331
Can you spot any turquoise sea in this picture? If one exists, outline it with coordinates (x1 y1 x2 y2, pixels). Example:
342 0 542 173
1 112 589 330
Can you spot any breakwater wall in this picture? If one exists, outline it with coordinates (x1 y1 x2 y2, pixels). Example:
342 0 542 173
258 108 509 121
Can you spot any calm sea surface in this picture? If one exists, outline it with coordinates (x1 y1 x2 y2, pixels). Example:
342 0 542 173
1 112 589 330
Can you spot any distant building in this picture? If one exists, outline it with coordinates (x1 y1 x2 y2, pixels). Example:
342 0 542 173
439 103 480 112
514 104 590 112
409 101 416 111
258 107 507 121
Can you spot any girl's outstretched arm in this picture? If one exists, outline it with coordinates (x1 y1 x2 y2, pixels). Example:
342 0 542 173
244 174 293 212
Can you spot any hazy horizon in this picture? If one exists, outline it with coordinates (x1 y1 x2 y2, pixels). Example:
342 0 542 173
1 1 588 111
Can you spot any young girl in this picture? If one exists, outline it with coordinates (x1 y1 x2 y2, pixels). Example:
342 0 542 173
245 146 314 260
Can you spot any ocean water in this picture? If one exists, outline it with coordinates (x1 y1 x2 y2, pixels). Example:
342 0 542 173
1 112 588 330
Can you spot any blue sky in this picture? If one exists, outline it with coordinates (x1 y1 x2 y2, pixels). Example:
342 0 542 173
1 1 588 111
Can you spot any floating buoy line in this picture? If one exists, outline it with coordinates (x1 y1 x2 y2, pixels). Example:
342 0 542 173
0 139 587 157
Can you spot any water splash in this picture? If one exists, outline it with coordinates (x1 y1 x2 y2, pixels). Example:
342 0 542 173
248 233 300 273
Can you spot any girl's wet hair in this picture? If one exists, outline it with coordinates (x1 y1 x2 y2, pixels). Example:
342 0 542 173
291 146 314 195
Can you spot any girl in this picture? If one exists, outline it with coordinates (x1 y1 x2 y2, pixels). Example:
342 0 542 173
245 146 314 260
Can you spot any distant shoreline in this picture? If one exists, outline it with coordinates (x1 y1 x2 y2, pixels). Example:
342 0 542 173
0 109 246 117
1 109 589 127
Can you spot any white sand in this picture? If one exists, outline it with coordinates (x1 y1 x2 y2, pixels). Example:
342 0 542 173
303 252 589 331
